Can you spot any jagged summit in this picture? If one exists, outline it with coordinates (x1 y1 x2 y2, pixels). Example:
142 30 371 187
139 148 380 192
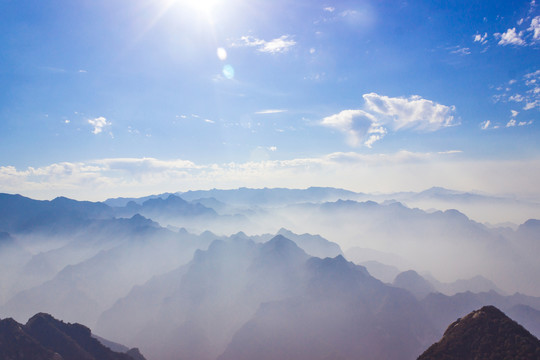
418 305 540 359
0 313 146 360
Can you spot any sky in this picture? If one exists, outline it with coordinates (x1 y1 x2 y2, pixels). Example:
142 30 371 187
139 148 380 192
0 0 539 201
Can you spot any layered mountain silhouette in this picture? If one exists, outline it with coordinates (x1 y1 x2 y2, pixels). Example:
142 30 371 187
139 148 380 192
1 190 540 360
97 235 437 360
0 313 145 360
418 305 540 359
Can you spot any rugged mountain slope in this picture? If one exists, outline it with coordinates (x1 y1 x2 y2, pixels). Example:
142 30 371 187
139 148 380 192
417 305 540 359
1 221 211 327
422 290 540 338
0 313 145 360
0 317 58 360
219 255 436 360
0 193 113 234
97 235 438 360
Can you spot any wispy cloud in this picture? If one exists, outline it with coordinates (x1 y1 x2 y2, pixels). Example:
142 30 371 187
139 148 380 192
5 152 540 202
88 116 111 134
321 93 457 147
473 32 488 44
255 109 287 114
493 69 540 110
232 35 296 53
450 46 471 55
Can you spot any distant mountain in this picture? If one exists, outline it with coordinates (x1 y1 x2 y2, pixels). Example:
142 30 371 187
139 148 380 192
426 274 504 296
0 193 113 234
417 305 540 359
279 199 540 296
422 290 540 339
358 260 401 283
251 228 343 259
1 219 212 327
97 235 438 360
219 255 436 360
393 270 436 299
0 313 145 360
177 186 363 206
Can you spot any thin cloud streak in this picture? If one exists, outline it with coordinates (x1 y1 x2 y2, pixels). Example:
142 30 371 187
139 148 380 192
2 152 540 203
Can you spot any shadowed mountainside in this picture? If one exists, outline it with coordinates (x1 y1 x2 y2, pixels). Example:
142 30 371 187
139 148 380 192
417 305 540 359
0 313 145 360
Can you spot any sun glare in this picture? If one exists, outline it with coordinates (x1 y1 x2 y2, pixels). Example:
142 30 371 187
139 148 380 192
177 0 220 15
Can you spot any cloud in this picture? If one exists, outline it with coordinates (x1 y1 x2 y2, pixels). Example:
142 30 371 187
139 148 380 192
324 7 335 12
450 47 471 55
321 109 383 147
233 35 296 54
5 152 540 207
255 109 287 114
480 120 491 130
495 28 525 46
321 93 456 147
529 16 540 40
506 119 517 127
88 116 111 134
362 93 457 131
473 32 488 44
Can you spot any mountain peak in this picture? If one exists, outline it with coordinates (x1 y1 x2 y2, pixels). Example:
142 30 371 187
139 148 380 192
418 305 540 359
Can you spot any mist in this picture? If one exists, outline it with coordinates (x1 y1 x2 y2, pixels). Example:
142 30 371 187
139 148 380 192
0 188 539 360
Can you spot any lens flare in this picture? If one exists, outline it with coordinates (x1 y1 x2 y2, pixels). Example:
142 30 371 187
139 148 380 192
223 64 234 79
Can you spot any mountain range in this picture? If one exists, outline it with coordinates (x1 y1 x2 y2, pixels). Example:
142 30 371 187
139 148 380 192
0 188 539 359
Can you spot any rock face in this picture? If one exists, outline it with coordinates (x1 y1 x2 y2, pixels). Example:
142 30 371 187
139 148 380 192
417 305 540 359
0 313 145 360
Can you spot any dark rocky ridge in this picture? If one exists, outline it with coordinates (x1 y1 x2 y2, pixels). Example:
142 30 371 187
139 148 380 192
0 313 145 360
418 305 540 359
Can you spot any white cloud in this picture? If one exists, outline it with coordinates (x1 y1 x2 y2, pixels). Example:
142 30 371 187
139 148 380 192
509 94 525 102
88 116 111 134
519 120 534 126
268 146 277 152
511 110 519 117
204 119 215 124
480 120 491 130
324 6 335 12
529 16 540 40
321 93 456 147
495 28 525 46
473 32 488 44
524 100 539 110
255 109 287 114
321 109 383 147
506 119 517 127
233 35 296 54
362 93 457 131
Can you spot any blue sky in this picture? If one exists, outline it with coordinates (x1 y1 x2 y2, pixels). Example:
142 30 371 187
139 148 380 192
0 0 539 200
